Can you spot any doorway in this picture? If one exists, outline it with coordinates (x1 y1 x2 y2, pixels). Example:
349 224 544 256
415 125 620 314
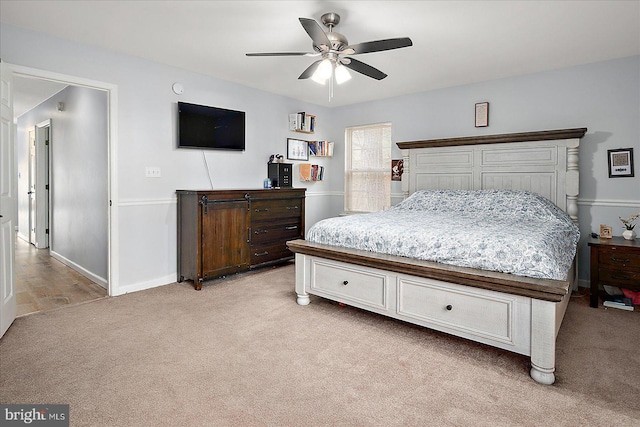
9 63 118 312
27 120 49 250
14 77 109 315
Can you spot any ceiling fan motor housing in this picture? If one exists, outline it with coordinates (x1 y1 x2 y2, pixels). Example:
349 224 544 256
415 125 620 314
313 13 349 52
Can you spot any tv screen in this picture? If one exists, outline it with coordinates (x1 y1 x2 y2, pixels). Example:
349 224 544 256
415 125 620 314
178 102 245 151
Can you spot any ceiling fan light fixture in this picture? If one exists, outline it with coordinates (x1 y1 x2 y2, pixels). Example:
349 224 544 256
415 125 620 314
334 64 351 84
314 58 333 80
310 72 327 85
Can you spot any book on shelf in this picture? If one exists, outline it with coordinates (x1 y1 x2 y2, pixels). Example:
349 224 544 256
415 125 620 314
288 114 298 131
290 112 315 132
299 163 324 181
309 141 333 156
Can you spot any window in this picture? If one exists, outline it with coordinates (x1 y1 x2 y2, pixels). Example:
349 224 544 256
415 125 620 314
345 123 392 213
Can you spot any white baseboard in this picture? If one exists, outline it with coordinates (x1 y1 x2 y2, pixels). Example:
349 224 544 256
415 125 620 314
50 250 108 289
113 274 175 296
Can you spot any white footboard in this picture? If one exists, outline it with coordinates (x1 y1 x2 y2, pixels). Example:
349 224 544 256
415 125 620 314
295 252 568 385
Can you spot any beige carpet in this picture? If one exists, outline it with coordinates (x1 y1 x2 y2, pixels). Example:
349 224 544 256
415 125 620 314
1 263 639 426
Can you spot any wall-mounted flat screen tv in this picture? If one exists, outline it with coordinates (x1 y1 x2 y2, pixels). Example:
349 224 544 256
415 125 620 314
178 102 245 151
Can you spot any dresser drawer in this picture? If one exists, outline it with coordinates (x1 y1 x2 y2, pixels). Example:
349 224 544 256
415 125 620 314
251 219 302 244
310 260 387 310
397 277 514 343
598 248 640 269
250 241 293 266
598 268 640 289
251 198 303 221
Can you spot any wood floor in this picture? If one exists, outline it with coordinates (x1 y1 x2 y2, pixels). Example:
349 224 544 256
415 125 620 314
15 237 107 317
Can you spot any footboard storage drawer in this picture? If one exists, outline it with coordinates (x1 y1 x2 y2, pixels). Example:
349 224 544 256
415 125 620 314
397 276 519 346
310 260 388 310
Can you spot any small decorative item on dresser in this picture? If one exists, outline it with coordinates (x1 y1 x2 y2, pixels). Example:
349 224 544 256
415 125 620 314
620 213 639 240
599 224 613 239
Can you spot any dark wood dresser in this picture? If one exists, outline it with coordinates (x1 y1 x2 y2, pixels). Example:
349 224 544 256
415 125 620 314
177 188 305 290
588 237 640 307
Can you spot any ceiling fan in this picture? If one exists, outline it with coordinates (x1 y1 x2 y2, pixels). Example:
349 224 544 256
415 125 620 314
246 12 413 84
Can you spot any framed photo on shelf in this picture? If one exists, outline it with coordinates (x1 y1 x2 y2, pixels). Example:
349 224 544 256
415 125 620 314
607 148 634 178
287 138 309 161
475 102 489 127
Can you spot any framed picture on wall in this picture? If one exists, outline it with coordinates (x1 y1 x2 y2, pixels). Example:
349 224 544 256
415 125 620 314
475 102 489 127
391 159 403 181
286 138 309 161
607 148 634 178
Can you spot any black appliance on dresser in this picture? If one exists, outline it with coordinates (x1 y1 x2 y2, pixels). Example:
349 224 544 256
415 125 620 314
268 163 292 187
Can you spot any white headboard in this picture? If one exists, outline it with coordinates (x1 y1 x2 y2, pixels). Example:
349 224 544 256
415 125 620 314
397 128 587 224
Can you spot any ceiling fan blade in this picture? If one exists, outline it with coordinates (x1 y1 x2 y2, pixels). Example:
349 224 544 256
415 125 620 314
298 60 322 80
342 58 387 80
299 18 332 49
347 37 413 54
246 52 318 57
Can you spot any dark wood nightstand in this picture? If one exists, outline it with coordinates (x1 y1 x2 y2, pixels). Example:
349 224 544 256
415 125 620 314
588 237 640 308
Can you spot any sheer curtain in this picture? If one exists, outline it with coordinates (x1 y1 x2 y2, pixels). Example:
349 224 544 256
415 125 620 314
345 123 392 213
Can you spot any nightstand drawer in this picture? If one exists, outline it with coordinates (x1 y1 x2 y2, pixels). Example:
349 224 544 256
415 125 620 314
599 268 640 289
599 249 640 269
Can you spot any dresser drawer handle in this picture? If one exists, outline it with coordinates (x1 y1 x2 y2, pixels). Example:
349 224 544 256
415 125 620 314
254 230 268 235
446 305 453 311
285 226 298 230
286 206 299 210
610 256 631 263
254 208 269 212
254 251 269 257
611 274 630 280
343 280 349 286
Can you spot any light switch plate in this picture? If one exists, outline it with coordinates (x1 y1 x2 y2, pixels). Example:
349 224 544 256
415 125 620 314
145 167 161 178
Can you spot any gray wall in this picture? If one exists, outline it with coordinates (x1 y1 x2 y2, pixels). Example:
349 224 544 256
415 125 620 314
2 23 334 294
3 22 638 291
16 85 109 283
327 55 640 286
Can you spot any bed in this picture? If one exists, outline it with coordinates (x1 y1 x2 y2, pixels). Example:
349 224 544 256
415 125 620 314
288 127 586 385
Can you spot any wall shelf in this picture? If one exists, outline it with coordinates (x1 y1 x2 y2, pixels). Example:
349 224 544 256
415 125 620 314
299 164 324 182
289 112 316 133
309 141 333 157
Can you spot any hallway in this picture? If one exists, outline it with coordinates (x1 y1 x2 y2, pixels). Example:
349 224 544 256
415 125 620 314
15 238 107 317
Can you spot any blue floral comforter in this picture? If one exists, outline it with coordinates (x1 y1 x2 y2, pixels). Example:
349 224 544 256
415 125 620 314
306 190 579 281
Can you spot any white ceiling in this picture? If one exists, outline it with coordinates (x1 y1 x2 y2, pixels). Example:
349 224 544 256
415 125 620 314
12 77 68 119
2 1 639 108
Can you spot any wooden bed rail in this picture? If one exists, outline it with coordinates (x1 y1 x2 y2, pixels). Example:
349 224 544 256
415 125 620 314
287 239 570 302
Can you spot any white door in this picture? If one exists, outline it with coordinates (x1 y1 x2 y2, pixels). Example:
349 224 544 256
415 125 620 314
28 128 36 244
34 122 49 249
0 61 17 338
